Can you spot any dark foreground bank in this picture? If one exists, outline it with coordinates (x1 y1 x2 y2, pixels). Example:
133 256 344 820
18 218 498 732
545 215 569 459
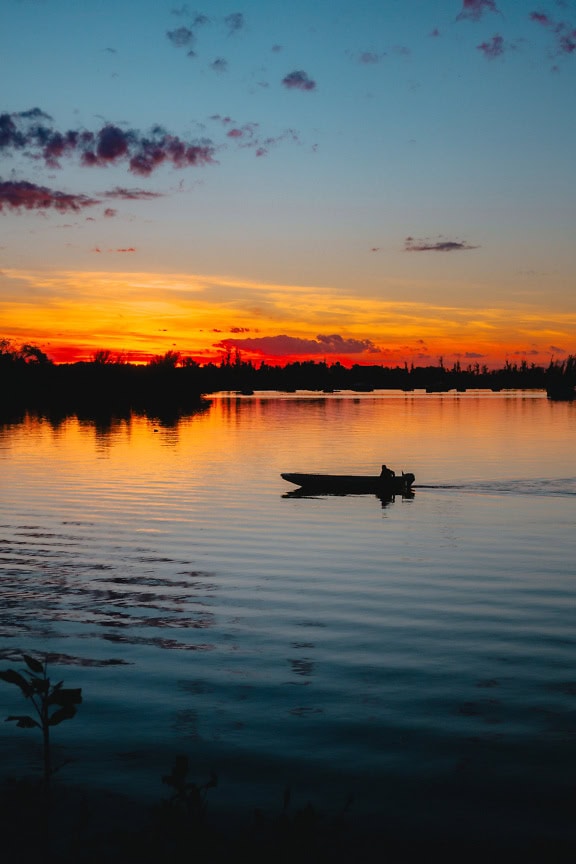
2 772 575 864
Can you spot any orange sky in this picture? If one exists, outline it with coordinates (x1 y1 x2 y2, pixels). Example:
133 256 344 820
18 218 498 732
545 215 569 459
2 267 574 368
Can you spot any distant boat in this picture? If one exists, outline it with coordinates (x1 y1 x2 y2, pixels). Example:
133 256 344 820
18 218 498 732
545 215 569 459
350 383 374 392
281 469 415 496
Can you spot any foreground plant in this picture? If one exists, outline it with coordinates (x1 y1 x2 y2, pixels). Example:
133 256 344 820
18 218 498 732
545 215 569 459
0 653 82 787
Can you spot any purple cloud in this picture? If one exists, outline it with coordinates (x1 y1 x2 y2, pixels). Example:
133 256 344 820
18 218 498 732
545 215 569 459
103 187 163 200
457 0 500 21
530 10 576 55
0 180 100 213
530 11 553 26
0 111 217 176
477 34 505 58
214 333 379 357
404 236 479 252
282 70 316 91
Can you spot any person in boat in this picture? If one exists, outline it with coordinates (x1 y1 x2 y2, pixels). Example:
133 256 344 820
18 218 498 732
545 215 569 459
380 464 395 480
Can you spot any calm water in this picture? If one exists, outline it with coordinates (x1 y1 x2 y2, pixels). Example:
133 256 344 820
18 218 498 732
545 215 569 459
1 391 575 840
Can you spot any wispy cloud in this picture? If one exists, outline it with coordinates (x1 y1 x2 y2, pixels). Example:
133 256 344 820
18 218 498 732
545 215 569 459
0 180 100 213
103 187 164 200
224 12 244 35
282 70 317 91
457 0 500 22
358 51 386 64
529 9 576 56
210 57 228 73
477 34 506 58
404 236 479 252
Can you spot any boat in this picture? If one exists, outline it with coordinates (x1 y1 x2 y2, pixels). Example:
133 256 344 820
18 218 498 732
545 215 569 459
281 469 415 496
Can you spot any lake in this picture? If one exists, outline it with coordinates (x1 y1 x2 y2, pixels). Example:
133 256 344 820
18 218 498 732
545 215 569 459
1 390 575 849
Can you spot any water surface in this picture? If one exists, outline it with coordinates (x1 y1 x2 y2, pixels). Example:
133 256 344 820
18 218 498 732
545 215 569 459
0 391 575 842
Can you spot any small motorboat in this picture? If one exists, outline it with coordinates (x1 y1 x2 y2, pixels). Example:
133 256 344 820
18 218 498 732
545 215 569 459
281 469 415 496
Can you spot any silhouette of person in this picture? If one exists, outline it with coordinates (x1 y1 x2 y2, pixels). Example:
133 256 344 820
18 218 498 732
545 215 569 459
380 464 395 479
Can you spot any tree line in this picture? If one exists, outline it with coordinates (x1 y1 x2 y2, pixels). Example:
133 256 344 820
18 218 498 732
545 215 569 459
1 339 575 421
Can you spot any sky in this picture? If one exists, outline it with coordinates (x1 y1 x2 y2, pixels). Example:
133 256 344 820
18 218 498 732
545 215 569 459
1 0 575 368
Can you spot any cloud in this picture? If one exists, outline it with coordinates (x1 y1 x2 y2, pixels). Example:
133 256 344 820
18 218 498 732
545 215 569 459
0 111 217 176
549 345 567 354
358 51 386 64
457 0 500 21
103 187 164 200
91 246 136 253
166 26 195 47
103 207 117 217
404 236 479 252
0 180 100 213
209 115 298 157
210 57 228 73
224 12 244 35
477 34 505 58
213 333 379 357
529 10 576 55
282 70 316 91
530 12 553 27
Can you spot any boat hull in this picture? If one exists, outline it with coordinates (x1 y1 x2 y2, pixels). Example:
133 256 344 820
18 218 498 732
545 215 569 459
281 472 415 495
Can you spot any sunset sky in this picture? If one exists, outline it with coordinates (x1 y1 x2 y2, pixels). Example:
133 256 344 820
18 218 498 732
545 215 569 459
1 0 575 367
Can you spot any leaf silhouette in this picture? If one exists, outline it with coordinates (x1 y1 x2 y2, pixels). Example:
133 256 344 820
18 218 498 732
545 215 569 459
6 715 40 729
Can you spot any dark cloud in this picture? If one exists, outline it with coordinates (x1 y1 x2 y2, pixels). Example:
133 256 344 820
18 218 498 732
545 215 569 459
166 26 195 47
457 0 500 21
224 13 244 35
282 70 316 91
549 345 566 354
404 236 479 252
0 180 100 213
0 111 216 176
464 351 486 358
477 34 505 58
230 326 251 333
103 207 117 217
103 187 164 200
214 333 379 357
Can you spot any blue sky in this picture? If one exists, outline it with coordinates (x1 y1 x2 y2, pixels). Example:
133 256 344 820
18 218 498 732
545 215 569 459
1 0 575 366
